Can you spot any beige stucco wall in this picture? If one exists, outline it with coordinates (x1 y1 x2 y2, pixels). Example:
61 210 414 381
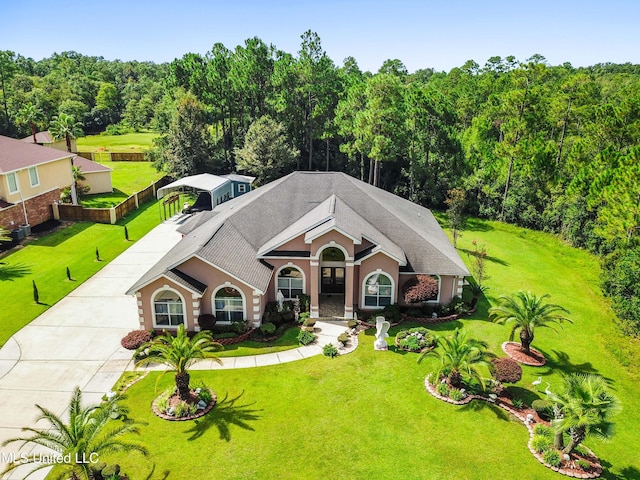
357 252 400 310
2 158 73 204
81 171 112 194
178 256 262 326
310 230 355 258
137 276 201 332
46 138 76 153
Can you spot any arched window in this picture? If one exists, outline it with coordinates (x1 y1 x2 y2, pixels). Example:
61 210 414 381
321 247 345 261
153 289 185 327
214 286 244 323
363 272 393 307
277 266 304 299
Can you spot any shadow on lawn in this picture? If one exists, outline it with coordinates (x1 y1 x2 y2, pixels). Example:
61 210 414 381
464 218 495 232
458 247 509 267
184 390 262 442
33 222 92 247
0 262 31 280
459 398 511 421
611 464 640 480
539 349 613 384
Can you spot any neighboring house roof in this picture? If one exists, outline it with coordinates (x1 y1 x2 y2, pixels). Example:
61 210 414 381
129 172 469 297
220 173 256 184
21 131 54 144
0 135 73 174
73 156 112 173
156 173 231 199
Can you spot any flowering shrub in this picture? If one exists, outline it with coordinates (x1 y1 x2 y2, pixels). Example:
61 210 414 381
121 330 152 350
403 275 439 303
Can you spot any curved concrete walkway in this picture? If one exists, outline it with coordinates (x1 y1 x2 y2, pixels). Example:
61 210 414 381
0 216 356 479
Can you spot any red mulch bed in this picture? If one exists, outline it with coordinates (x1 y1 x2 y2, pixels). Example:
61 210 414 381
152 389 217 421
502 341 546 366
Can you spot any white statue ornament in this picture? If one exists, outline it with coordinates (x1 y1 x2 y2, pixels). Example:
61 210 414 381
276 290 285 312
374 316 390 350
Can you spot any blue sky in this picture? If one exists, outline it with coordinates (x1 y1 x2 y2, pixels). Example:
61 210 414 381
2 0 639 72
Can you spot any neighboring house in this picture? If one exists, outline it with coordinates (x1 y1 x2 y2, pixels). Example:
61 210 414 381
128 171 469 332
73 156 113 194
21 130 77 153
156 173 255 210
0 135 74 231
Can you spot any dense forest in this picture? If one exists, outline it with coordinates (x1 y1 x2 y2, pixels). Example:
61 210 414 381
1 32 639 335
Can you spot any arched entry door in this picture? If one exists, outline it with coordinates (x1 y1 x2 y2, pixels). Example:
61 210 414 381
320 247 345 294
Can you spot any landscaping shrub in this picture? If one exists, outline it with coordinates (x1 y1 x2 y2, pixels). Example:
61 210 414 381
532 399 554 421
436 382 450 397
511 398 525 409
121 330 152 350
542 448 561 467
449 388 464 401
337 333 350 346
303 317 316 328
323 343 339 358
381 303 401 322
268 312 284 326
531 435 553 453
406 308 423 318
198 314 217 331
298 311 310 324
232 320 248 333
533 424 553 437
576 459 591 471
297 329 317 345
196 383 212 404
347 319 357 328
260 322 276 334
396 327 436 351
490 357 523 384
449 296 469 315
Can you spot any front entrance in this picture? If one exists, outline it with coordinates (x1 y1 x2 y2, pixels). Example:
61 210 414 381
321 267 345 294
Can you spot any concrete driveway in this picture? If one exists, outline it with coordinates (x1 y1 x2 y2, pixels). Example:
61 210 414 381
0 220 182 479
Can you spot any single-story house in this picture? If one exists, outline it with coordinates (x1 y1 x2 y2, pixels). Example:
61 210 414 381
0 135 75 231
127 171 469 331
73 156 113 194
21 130 77 153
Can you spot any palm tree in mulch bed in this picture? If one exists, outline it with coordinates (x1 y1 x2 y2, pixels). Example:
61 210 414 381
548 373 620 456
489 291 572 355
419 328 495 389
1 387 146 480
135 324 223 402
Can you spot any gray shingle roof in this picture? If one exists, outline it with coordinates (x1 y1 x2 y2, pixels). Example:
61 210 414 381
127 172 468 296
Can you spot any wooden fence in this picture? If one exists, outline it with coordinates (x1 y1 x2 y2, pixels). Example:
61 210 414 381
75 152 149 162
53 177 171 225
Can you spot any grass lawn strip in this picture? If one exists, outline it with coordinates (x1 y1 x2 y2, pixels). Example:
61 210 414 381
75 132 158 152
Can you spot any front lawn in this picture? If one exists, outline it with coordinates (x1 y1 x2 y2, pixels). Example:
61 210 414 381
0 201 163 347
98 218 640 479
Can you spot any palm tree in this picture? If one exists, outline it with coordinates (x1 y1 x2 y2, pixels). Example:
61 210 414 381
1 386 147 480
548 373 620 455
419 328 495 389
135 324 223 401
16 103 43 144
49 113 83 153
0 226 10 242
489 291 572 354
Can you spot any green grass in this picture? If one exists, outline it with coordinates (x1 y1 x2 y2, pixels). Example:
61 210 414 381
76 132 159 152
0 201 164 347
215 326 301 357
98 218 640 479
80 161 165 208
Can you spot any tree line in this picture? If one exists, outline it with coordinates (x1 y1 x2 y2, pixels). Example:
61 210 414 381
1 32 639 334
